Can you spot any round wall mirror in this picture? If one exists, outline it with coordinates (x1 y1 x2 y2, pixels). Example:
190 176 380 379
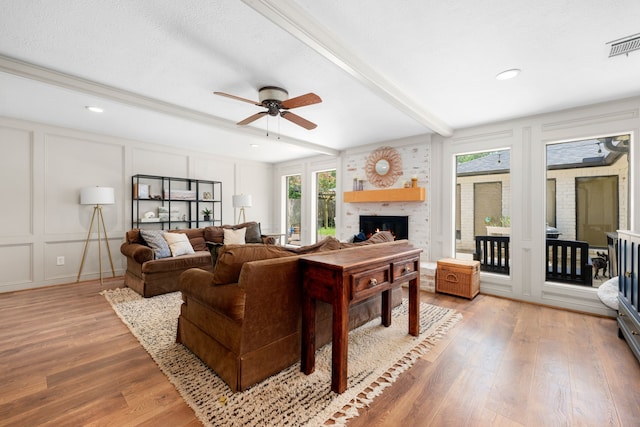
375 159 390 175
365 146 403 188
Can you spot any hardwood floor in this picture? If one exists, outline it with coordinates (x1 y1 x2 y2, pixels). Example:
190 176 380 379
0 278 198 427
1 279 639 426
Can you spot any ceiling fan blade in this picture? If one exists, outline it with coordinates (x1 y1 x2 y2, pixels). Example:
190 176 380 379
214 91 261 106
280 93 322 110
237 111 267 126
280 111 317 130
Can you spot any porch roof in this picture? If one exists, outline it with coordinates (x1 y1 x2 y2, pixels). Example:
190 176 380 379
457 137 627 176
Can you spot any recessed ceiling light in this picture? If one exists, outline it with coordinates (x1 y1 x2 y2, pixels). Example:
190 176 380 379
496 69 521 81
85 106 104 113
250 144 259 148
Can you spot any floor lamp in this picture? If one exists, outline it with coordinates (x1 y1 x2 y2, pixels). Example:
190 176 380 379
77 186 116 284
232 194 252 224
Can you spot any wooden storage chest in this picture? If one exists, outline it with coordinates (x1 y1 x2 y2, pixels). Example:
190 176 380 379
436 258 480 299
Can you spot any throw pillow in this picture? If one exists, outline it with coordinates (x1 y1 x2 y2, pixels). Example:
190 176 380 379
139 229 171 259
169 228 206 251
213 244 293 285
244 222 263 243
163 232 195 257
224 227 246 245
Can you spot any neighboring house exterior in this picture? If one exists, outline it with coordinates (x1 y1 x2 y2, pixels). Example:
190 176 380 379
456 136 629 253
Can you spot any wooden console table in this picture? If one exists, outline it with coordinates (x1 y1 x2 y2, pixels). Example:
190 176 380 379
300 244 422 393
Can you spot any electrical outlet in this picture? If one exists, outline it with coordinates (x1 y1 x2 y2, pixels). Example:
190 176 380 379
56 256 65 266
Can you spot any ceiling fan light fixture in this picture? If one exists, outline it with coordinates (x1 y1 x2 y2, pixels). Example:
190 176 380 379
496 69 521 81
259 86 288 103
214 86 321 130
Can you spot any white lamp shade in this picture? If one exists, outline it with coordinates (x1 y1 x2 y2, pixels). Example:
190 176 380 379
232 194 252 208
81 186 115 205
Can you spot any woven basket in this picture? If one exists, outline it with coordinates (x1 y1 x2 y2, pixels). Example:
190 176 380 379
436 258 480 300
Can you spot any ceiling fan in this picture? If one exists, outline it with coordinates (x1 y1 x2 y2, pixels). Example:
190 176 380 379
214 86 322 130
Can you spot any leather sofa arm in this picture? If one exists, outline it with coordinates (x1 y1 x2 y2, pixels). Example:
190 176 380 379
120 242 154 264
180 268 246 320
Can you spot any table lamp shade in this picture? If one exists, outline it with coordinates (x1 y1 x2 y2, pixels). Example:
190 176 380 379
81 186 115 205
232 194 252 208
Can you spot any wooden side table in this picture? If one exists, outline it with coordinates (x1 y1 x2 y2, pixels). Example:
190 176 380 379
300 244 422 393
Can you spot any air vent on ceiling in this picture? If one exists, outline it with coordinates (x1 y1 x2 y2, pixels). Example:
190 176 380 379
608 33 640 57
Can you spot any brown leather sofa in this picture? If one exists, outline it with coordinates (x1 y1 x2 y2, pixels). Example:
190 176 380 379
177 233 408 392
120 222 270 297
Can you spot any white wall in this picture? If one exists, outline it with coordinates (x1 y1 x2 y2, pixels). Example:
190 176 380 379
0 116 273 293
431 96 640 316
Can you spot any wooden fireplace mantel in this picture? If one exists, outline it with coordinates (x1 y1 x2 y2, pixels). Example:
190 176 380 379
343 187 425 203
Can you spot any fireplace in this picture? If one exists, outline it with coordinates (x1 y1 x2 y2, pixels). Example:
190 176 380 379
359 215 409 241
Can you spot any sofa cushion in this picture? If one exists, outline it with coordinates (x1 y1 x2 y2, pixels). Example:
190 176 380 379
139 229 171 259
164 232 195 257
286 236 341 254
141 252 211 274
213 244 294 285
367 231 395 243
340 231 396 248
224 228 246 245
204 226 224 244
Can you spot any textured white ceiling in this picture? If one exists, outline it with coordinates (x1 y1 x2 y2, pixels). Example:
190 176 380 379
1 0 639 162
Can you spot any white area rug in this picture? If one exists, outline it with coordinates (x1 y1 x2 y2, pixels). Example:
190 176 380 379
102 288 461 426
